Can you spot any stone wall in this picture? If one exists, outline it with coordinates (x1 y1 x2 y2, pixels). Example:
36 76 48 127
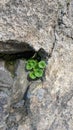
0 0 73 130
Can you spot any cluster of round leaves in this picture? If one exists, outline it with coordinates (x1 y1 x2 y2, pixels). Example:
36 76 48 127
26 59 46 80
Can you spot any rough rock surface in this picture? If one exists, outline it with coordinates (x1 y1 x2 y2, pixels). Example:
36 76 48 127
0 0 58 53
0 0 73 130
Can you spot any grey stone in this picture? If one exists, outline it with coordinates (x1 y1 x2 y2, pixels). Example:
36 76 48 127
17 1 73 129
0 0 73 130
0 67 13 88
0 0 58 54
6 115 18 130
0 91 11 130
11 60 29 104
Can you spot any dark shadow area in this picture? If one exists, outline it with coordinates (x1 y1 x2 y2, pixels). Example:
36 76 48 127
0 51 35 61
0 40 35 54
0 40 49 78
0 51 35 77
0 40 36 77
0 40 49 61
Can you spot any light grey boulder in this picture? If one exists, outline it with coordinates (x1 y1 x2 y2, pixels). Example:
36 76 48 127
11 60 28 104
0 0 58 54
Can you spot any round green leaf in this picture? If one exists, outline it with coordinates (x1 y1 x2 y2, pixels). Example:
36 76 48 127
34 69 43 78
26 63 32 70
29 71 36 79
27 59 37 69
38 61 46 69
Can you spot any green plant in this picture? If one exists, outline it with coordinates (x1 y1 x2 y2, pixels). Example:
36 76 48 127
29 71 36 79
26 59 37 70
26 59 46 80
38 61 46 68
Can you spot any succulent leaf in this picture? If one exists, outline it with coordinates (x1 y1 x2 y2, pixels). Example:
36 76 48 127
27 59 37 69
34 69 43 78
38 61 46 69
26 63 33 70
26 59 46 80
29 71 36 79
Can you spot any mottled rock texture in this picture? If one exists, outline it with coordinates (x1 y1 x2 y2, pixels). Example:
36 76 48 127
0 0 58 53
0 0 73 130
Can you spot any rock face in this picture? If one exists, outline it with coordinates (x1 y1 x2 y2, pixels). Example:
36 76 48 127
0 0 73 130
0 0 58 53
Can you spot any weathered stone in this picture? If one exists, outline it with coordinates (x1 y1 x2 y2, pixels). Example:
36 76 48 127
18 118 31 130
0 0 58 53
6 114 18 130
0 41 35 53
0 0 73 130
0 91 11 130
11 60 29 104
17 1 73 129
0 62 13 89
